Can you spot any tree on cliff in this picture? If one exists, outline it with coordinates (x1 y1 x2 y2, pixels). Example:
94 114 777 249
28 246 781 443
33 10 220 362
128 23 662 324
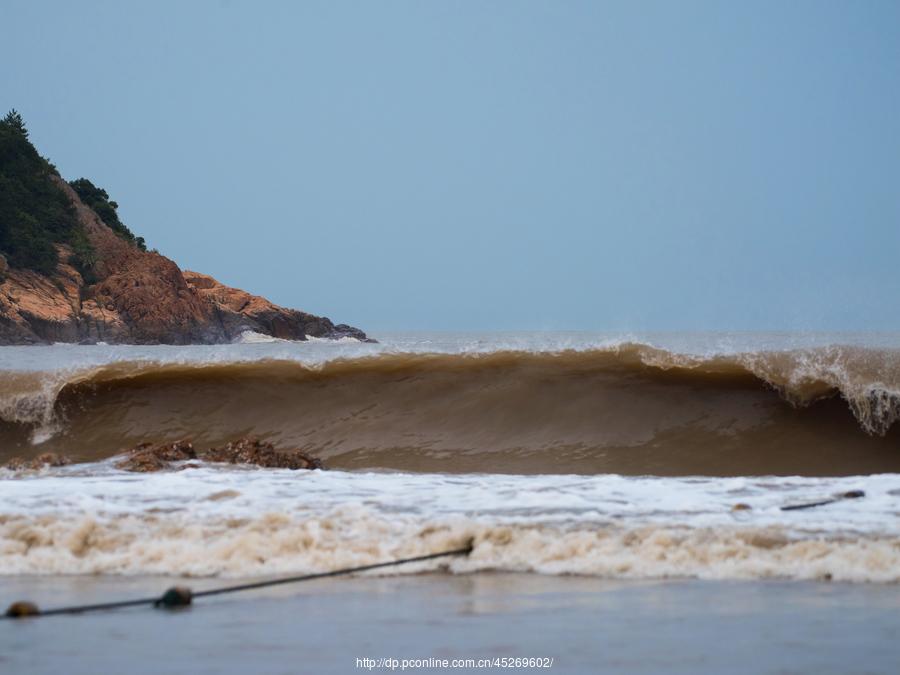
69 178 147 251
2 110 28 139
0 110 146 279
0 109 88 274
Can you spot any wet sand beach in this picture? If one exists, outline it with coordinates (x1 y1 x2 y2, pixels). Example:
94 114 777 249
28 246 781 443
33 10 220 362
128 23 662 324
3 573 899 674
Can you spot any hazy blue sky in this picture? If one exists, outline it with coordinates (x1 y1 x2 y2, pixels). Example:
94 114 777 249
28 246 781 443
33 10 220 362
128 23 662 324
3 1 899 331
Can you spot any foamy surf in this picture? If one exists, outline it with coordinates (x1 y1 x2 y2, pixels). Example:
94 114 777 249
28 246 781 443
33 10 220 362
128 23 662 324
233 330 290 344
1 466 898 582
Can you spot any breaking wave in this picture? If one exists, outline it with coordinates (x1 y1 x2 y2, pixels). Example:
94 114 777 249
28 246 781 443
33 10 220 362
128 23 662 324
1 343 900 475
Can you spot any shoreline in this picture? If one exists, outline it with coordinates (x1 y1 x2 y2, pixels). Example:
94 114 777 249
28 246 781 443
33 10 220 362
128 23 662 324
3 573 899 674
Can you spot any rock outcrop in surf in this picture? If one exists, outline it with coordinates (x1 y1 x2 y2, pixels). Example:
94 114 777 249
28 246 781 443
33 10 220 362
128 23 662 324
114 437 323 472
3 452 71 471
0 112 369 345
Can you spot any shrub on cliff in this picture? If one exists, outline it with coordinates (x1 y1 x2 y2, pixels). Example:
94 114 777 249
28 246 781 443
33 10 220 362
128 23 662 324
69 177 147 251
0 110 146 281
0 110 92 275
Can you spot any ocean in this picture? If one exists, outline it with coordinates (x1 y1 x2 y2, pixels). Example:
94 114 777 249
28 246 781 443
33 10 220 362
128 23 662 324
2 332 899 672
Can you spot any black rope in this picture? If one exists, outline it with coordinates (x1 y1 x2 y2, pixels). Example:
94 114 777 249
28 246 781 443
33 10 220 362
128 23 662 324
780 490 865 512
24 596 163 617
193 544 472 599
780 498 839 511
4 542 473 620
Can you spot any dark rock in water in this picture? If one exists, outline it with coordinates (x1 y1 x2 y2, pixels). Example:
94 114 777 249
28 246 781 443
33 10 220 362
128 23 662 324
202 437 324 470
332 323 376 342
115 440 197 472
4 453 72 471
114 437 322 472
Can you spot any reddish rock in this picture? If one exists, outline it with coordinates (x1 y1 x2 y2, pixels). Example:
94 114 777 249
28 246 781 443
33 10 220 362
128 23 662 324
32 452 72 468
0 247 84 343
114 437 323 472
115 440 197 472
4 453 73 471
3 457 28 470
183 271 369 341
201 437 324 470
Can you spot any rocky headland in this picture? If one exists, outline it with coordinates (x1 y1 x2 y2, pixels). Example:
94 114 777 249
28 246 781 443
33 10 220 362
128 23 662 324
0 111 368 345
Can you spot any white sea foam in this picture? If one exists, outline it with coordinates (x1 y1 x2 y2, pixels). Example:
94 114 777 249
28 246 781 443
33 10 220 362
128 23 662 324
233 330 289 344
1 467 898 581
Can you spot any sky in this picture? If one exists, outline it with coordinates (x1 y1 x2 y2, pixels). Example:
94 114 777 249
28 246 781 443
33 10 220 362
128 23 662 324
3 0 900 331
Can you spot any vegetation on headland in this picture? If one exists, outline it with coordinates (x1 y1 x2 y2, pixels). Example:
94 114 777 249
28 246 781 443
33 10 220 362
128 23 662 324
0 109 145 280
0 109 88 276
69 177 146 251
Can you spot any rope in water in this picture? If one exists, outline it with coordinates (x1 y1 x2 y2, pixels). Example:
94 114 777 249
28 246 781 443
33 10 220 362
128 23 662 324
780 489 865 511
3 541 474 619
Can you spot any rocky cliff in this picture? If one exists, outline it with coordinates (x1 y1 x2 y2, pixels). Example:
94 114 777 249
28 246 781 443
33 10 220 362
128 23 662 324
0 176 368 345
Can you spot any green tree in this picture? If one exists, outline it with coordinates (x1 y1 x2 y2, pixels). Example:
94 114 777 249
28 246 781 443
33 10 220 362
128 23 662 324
0 110 149 279
2 109 28 139
0 109 96 276
69 177 147 250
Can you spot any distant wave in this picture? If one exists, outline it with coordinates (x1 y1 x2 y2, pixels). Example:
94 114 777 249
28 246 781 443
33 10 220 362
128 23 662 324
1 343 900 475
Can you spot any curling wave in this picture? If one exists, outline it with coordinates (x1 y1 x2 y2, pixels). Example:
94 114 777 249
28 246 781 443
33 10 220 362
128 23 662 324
1 343 900 475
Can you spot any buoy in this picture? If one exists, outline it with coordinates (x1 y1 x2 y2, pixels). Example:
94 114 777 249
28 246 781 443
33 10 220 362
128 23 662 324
155 586 193 609
6 601 40 618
